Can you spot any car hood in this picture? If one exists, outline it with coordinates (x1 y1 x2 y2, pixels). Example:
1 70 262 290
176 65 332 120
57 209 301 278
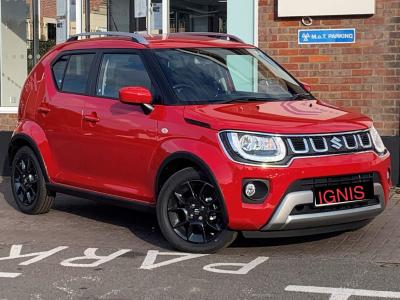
183 100 372 134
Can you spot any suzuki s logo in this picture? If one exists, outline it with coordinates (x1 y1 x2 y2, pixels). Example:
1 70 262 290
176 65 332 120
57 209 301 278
330 137 343 150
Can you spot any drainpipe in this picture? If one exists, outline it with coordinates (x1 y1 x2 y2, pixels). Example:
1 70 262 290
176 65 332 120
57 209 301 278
32 0 40 65
85 0 90 32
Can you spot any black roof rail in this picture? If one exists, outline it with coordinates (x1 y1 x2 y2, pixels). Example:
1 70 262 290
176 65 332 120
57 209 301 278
67 31 149 45
170 32 244 43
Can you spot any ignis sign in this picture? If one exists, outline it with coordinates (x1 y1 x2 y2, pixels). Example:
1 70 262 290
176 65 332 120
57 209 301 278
298 29 356 45
278 0 375 17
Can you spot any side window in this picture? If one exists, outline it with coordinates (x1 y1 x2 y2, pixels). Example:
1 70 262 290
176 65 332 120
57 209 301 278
96 53 153 99
52 56 69 89
62 54 95 94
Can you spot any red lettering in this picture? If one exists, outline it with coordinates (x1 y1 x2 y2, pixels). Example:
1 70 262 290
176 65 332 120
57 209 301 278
348 187 353 200
353 185 365 200
336 188 349 202
323 190 336 204
318 191 323 205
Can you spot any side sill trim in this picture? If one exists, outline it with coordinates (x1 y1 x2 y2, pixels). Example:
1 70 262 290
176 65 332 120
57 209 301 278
46 183 155 213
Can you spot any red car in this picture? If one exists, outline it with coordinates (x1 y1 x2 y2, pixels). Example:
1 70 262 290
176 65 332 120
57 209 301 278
8 32 391 253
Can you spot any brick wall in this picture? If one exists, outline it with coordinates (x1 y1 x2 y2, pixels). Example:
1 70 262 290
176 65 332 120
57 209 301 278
40 0 106 20
259 0 400 137
0 114 18 132
40 0 56 20
90 0 107 12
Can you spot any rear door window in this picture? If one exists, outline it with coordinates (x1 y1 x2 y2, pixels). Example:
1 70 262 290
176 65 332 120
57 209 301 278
52 56 69 89
62 54 95 94
96 53 153 99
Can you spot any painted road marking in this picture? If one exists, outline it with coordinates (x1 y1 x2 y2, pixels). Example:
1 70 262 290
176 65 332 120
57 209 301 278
203 257 269 275
140 250 268 274
140 250 208 270
60 248 131 268
0 272 21 278
286 285 400 299
0 245 68 266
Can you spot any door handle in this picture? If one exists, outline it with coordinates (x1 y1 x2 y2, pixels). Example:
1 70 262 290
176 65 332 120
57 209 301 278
37 106 51 114
83 113 100 123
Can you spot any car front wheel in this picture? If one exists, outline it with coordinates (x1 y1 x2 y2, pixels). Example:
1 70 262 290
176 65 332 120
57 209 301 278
157 167 237 253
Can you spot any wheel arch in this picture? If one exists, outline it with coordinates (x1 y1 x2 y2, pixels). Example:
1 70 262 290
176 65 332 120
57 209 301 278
155 151 230 225
156 152 219 197
8 133 50 182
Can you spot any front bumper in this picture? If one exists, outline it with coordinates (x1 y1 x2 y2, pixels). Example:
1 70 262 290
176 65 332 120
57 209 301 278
208 150 391 231
242 183 384 238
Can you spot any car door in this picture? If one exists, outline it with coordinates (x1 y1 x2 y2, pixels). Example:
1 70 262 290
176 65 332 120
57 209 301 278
43 52 96 185
79 50 159 203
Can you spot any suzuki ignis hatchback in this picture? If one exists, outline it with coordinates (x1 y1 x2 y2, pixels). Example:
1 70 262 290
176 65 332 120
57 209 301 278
9 32 391 253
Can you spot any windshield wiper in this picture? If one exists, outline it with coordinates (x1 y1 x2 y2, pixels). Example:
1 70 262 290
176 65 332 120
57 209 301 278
217 97 278 104
290 93 313 100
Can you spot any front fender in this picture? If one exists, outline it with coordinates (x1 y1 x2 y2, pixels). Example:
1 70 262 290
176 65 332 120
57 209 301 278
151 136 240 226
153 137 235 187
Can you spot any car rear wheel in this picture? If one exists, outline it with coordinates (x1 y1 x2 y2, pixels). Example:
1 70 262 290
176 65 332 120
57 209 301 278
157 167 237 253
11 146 54 215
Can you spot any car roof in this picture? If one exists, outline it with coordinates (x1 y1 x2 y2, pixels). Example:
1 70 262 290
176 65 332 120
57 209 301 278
54 33 254 52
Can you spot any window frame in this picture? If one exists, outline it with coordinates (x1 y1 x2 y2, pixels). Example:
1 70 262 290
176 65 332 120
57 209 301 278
90 49 165 104
50 50 98 96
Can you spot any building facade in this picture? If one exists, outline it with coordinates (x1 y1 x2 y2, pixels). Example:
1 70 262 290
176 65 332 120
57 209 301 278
0 0 399 184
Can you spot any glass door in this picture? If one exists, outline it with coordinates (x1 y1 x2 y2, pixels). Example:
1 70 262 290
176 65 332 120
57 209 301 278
0 0 29 107
109 0 146 32
169 0 227 33
148 0 163 34
227 0 258 45
108 0 168 34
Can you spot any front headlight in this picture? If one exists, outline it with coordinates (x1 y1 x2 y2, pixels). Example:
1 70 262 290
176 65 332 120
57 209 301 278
219 131 287 163
370 126 386 155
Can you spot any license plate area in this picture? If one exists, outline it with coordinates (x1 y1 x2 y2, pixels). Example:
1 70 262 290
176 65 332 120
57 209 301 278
314 181 374 207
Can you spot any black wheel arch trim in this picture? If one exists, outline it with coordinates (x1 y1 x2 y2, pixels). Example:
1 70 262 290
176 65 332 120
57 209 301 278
8 133 50 182
155 152 229 225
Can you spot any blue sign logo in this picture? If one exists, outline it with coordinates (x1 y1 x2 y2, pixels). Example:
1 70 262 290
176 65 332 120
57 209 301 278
298 29 356 45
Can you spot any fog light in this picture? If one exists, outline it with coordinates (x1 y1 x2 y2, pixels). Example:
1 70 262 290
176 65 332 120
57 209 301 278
242 179 269 204
245 183 256 197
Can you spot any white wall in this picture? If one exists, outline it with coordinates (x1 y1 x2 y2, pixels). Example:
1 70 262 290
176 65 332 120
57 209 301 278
278 0 375 17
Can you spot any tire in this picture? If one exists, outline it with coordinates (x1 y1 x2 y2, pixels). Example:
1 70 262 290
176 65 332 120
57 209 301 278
11 146 55 215
157 167 237 253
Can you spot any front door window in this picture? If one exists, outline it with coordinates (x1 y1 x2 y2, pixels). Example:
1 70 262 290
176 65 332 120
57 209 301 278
96 53 153 99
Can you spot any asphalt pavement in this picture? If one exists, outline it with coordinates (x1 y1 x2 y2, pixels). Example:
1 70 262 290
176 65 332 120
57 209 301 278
0 176 400 300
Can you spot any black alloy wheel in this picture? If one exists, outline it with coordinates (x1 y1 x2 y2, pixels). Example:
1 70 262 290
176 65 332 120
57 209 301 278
11 146 54 215
13 153 39 206
168 179 224 243
157 167 237 253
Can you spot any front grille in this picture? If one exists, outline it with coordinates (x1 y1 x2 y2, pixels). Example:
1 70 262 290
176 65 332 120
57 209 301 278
299 173 374 189
285 130 373 157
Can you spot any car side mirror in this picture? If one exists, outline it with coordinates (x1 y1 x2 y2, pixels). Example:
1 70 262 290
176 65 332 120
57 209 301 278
301 82 312 93
119 86 152 105
119 87 154 114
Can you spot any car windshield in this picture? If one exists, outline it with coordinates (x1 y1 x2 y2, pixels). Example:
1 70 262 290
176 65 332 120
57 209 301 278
153 48 313 104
